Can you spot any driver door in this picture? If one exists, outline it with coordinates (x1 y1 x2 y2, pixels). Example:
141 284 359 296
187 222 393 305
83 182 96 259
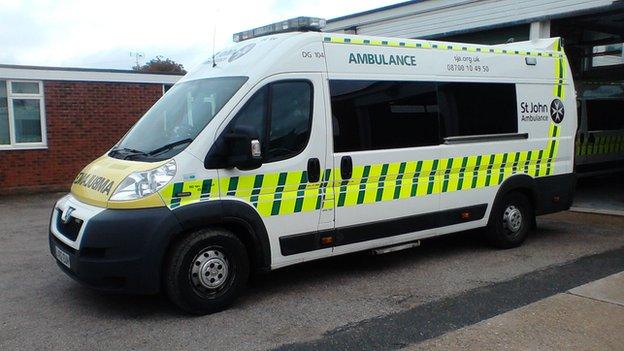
215 74 333 267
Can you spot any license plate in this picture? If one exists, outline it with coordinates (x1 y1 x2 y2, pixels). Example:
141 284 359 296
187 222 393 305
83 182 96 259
55 246 71 269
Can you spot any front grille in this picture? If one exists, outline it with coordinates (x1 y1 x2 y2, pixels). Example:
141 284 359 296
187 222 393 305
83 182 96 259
50 234 77 254
56 210 82 241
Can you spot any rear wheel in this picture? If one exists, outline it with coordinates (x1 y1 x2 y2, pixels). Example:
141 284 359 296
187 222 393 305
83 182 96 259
485 192 533 249
164 228 249 315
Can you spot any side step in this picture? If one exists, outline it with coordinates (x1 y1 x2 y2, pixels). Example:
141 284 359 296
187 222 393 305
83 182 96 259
371 241 421 255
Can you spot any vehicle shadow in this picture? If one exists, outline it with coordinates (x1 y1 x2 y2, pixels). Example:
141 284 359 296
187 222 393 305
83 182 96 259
251 229 487 290
64 223 561 318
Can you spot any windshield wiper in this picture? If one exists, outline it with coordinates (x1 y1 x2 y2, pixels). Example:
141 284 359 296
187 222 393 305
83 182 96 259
109 147 148 160
146 138 193 156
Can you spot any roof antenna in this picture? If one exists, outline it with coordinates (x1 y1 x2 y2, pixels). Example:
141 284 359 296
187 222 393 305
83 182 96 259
212 20 218 67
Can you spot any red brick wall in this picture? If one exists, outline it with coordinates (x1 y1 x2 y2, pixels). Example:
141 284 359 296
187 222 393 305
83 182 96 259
0 81 163 194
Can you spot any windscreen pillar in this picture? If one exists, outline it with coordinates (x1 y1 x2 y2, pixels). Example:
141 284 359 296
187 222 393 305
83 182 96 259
530 21 551 41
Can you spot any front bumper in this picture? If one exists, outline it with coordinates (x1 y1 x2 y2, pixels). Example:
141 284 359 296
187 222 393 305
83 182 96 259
49 195 182 294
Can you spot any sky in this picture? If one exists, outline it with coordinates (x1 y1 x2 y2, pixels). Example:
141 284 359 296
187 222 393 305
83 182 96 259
0 0 402 71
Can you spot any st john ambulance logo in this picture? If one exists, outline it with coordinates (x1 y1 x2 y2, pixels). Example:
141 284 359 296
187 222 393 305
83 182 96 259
550 99 565 124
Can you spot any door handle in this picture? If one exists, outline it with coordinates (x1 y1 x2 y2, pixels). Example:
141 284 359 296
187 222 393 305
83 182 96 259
307 158 320 183
340 156 353 180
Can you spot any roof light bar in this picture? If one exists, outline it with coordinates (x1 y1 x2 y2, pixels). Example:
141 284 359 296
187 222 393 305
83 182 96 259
233 16 326 43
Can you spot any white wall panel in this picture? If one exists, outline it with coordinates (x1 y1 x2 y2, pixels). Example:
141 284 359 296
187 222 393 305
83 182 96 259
325 0 618 38
0 66 181 84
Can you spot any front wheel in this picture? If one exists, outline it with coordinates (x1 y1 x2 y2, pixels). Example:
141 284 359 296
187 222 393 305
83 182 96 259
485 192 533 249
164 228 249 315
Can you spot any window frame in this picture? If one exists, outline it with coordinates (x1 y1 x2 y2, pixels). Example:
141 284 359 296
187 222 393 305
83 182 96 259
162 83 174 94
264 79 314 163
217 79 314 164
329 79 443 153
589 43 624 69
437 81 519 140
0 80 47 150
329 79 522 153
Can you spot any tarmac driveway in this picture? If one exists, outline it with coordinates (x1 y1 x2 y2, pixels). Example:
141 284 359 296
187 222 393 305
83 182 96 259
1 193 623 350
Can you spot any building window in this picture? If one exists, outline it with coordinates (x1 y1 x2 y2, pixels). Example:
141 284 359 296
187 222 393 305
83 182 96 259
0 80 46 149
591 43 624 68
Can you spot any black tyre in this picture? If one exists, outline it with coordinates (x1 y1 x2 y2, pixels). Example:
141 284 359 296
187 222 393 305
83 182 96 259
164 228 249 315
485 192 533 249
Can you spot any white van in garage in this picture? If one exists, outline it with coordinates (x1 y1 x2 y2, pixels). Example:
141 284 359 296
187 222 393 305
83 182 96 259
49 17 576 314
575 81 624 174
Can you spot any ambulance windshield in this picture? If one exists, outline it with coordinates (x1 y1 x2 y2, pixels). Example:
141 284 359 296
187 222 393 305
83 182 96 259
111 76 248 160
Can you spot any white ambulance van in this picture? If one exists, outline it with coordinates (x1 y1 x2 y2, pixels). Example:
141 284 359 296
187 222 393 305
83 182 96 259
50 17 576 314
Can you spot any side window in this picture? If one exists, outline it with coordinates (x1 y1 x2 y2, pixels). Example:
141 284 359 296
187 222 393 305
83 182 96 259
586 99 624 131
221 81 312 163
267 81 312 161
227 86 267 139
438 82 518 137
330 80 440 152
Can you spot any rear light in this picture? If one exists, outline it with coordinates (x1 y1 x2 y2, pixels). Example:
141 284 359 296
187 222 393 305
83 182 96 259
320 236 333 246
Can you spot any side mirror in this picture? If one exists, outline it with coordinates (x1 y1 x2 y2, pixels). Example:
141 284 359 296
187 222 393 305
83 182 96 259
205 126 262 170
224 127 263 170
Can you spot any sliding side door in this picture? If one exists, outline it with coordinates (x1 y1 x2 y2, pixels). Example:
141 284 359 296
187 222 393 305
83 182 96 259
329 79 442 254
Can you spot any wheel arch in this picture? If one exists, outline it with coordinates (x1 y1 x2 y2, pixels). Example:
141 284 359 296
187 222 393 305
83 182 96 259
488 174 538 226
167 200 272 273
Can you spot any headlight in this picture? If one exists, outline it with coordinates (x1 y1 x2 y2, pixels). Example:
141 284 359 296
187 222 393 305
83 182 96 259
110 160 177 201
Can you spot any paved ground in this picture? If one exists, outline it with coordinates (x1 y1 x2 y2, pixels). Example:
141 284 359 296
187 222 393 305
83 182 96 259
572 172 624 215
408 272 624 351
1 193 623 351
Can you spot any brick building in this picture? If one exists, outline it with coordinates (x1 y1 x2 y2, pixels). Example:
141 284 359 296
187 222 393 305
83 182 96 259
0 65 182 194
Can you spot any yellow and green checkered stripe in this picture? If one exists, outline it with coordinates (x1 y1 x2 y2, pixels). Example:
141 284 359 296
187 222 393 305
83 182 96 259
160 178 216 209
160 124 560 216
160 169 333 216
330 125 560 210
576 133 624 156
322 36 565 59
553 39 566 99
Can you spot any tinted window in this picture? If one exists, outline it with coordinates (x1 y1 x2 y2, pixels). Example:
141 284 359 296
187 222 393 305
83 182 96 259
587 99 624 131
221 81 312 163
267 81 312 161
228 86 267 139
438 82 517 137
330 80 440 152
